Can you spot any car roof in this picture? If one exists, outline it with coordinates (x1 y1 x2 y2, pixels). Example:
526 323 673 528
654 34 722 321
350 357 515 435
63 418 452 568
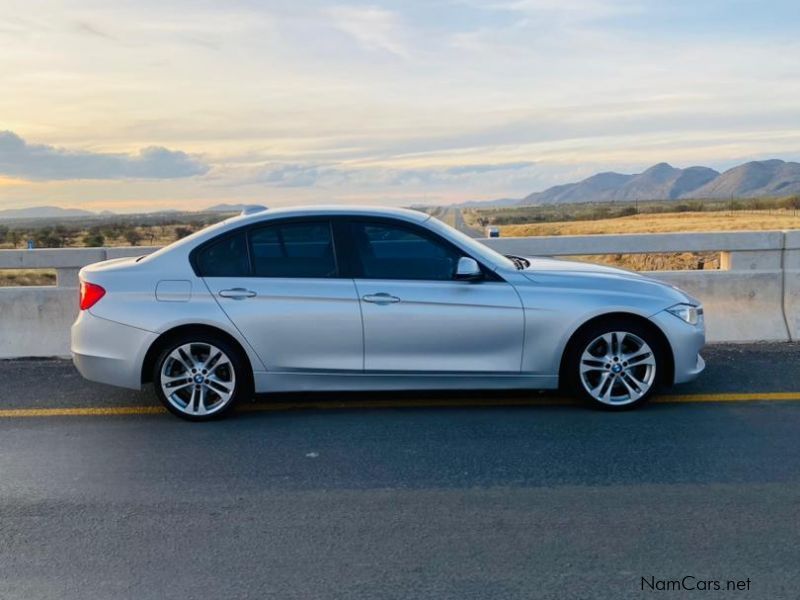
140 205 435 265
228 205 431 227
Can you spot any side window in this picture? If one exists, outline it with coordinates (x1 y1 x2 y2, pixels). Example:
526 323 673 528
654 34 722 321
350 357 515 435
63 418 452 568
351 221 461 280
196 231 250 277
249 221 337 278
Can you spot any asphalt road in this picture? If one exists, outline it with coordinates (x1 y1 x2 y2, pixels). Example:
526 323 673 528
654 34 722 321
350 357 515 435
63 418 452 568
1 344 800 599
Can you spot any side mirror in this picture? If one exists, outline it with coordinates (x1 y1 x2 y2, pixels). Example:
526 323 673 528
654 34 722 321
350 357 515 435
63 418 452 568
455 256 482 281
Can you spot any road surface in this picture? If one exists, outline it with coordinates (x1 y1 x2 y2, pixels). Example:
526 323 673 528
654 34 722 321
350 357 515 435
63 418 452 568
1 343 799 599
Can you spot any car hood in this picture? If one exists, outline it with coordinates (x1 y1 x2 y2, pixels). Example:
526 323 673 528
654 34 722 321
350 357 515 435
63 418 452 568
517 256 698 306
521 256 641 277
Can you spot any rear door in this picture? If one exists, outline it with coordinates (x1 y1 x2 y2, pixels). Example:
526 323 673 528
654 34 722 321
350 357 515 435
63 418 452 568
340 218 524 373
198 220 363 372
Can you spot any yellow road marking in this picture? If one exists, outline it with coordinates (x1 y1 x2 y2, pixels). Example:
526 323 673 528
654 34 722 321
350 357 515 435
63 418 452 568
0 392 799 419
0 406 166 418
655 392 800 403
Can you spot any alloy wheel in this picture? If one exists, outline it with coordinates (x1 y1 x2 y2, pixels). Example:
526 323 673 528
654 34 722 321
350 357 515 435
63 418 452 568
579 331 656 406
160 342 236 417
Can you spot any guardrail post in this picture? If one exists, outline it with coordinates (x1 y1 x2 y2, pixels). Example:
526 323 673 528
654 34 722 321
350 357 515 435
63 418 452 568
720 250 782 271
782 231 800 341
56 267 81 288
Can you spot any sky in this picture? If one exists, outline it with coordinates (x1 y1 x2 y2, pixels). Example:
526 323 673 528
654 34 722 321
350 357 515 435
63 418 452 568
1 0 799 212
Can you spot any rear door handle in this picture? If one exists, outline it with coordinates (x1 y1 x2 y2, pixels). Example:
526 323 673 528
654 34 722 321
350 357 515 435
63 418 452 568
362 293 401 305
219 288 257 300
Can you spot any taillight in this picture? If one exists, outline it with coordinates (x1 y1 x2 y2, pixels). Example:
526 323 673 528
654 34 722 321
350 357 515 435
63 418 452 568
79 280 106 310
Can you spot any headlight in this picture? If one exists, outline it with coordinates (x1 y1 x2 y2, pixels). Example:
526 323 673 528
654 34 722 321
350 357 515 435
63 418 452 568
666 303 703 326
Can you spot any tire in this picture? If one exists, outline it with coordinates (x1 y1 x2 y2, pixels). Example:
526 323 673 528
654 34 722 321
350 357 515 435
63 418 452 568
152 332 250 421
562 317 667 410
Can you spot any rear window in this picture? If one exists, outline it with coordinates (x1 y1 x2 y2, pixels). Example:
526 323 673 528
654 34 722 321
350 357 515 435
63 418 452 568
195 232 250 277
249 221 337 278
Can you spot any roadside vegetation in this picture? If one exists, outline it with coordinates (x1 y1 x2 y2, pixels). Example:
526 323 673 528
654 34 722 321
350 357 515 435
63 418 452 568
464 195 800 229
0 211 231 251
490 209 800 237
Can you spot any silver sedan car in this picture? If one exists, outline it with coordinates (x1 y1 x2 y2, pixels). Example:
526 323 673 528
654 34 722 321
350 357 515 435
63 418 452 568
71 205 705 420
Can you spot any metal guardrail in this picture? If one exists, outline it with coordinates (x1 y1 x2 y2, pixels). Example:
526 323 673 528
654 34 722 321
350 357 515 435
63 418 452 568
1 230 799 357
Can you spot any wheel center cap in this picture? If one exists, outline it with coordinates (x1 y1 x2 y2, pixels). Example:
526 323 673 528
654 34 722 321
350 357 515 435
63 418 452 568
612 364 622 373
194 374 204 384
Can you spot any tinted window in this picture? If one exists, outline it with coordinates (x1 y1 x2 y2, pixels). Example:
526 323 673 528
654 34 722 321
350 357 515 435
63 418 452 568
250 221 337 278
350 221 460 280
196 232 250 277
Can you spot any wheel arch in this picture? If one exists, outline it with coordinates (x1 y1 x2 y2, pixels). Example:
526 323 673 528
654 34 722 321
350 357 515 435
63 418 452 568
558 312 675 387
141 323 255 386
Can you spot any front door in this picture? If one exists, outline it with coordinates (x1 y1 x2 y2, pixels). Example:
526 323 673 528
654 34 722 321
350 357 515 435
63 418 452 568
344 219 524 373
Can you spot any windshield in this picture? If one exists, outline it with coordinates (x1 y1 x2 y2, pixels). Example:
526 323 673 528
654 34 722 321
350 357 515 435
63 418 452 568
423 216 516 270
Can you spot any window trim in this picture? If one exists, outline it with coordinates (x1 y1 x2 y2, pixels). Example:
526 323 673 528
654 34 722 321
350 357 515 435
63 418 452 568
190 217 341 279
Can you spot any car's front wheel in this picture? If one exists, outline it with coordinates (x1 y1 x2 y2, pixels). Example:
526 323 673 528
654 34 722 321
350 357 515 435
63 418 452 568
153 334 248 421
564 319 666 410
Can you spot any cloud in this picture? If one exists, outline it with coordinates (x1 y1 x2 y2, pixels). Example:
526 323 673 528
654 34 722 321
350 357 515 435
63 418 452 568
247 163 332 188
473 0 644 21
326 6 410 58
73 21 115 40
237 160 538 188
0 131 209 180
443 161 535 175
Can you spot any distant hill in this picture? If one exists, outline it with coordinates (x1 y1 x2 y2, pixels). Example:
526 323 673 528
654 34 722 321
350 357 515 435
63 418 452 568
522 171 636 204
0 204 236 221
205 203 263 213
0 206 96 220
689 159 800 198
520 162 723 204
612 163 720 201
455 198 520 208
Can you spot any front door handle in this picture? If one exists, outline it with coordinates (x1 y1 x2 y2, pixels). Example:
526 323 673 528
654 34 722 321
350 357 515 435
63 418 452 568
362 293 401 305
219 288 257 300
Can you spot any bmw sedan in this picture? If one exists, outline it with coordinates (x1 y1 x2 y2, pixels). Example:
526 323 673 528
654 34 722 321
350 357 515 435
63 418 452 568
71 206 705 420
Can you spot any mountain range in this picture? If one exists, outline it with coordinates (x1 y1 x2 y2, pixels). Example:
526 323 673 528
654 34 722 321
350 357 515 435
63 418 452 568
0 204 248 221
466 159 800 207
0 206 97 219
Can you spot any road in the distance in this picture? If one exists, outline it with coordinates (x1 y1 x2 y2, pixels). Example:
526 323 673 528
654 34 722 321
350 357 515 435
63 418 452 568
426 206 483 237
1 344 800 599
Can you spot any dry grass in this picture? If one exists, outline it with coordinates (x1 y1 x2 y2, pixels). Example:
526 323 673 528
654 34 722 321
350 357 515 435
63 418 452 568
0 269 56 287
563 252 719 272
500 209 800 237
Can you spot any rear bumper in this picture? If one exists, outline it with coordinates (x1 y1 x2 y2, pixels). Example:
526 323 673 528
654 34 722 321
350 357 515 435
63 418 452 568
651 311 706 385
71 310 157 390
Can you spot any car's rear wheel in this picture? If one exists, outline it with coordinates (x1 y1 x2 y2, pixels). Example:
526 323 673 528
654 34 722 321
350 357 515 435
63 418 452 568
564 319 666 410
153 334 247 420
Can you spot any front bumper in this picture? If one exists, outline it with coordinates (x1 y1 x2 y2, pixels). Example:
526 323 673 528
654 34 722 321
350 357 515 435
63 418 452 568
650 310 706 385
71 310 157 390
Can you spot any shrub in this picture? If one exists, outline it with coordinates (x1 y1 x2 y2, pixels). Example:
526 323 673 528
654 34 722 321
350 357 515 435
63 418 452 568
83 233 105 247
